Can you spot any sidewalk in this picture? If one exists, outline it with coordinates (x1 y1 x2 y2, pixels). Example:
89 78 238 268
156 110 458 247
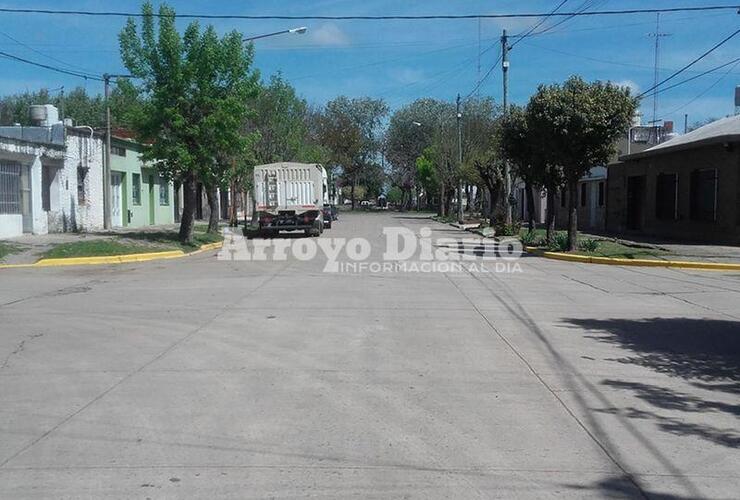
582 233 740 264
1 233 111 265
0 224 220 265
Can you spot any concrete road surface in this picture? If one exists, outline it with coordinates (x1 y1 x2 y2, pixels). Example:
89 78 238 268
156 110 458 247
1 212 738 499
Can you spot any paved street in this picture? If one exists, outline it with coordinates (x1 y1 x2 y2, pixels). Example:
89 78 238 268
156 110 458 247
1 212 738 499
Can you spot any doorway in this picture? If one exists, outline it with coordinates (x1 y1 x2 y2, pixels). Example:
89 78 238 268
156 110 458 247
626 175 645 230
148 174 155 225
110 172 123 227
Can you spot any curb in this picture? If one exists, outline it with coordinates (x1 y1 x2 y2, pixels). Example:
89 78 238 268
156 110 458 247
0 241 224 270
524 247 740 271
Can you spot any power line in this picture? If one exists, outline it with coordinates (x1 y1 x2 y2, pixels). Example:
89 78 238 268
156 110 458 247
464 52 503 100
638 27 740 98
662 59 740 117
529 0 608 37
0 5 737 20
0 50 103 81
654 57 740 95
510 0 570 49
0 30 98 75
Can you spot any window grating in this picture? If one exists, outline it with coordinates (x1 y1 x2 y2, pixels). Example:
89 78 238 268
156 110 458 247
0 162 22 214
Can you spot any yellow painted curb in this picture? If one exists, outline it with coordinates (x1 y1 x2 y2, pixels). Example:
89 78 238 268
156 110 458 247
0 241 224 270
524 246 740 271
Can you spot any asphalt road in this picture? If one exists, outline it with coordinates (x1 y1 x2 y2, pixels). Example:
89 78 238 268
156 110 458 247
1 212 739 499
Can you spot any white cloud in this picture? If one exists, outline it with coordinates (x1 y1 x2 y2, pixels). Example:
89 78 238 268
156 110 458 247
389 68 426 85
614 79 641 94
308 23 351 47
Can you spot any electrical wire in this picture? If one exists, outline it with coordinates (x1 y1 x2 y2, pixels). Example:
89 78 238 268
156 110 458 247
464 52 503 100
0 6 736 20
638 27 740 98
0 31 98 75
653 57 740 95
529 0 608 37
510 0 570 49
661 59 740 117
0 50 103 81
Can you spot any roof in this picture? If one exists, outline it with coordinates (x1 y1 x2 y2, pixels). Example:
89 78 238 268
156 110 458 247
620 114 740 161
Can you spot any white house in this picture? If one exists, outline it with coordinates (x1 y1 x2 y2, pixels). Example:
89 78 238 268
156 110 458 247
0 105 104 238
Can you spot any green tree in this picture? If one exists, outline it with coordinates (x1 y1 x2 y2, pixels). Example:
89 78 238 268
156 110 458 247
461 97 502 226
250 73 320 164
0 84 140 129
527 76 637 250
119 1 259 242
500 105 548 237
318 96 388 209
386 98 450 209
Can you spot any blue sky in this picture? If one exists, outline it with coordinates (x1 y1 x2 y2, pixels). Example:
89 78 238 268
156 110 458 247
0 0 737 128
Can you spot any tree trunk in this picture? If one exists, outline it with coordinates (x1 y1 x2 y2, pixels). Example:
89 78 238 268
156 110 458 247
439 180 446 216
178 172 197 245
350 181 356 210
206 186 220 234
567 178 579 251
525 181 536 234
229 181 238 227
545 186 557 246
487 182 500 227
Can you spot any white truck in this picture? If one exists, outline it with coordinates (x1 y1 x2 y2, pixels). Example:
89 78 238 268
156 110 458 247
250 162 326 237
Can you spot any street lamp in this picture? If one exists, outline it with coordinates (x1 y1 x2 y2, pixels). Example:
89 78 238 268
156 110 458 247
232 26 308 226
243 27 308 42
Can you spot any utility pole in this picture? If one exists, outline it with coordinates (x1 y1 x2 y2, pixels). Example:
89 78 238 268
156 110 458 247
649 14 671 125
502 29 512 225
684 113 689 134
456 93 464 224
103 74 112 230
102 73 133 230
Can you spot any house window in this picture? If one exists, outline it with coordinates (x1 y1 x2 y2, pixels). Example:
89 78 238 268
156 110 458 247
690 169 717 222
0 162 21 214
132 173 141 205
655 173 678 220
111 145 127 157
77 167 87 206
159 177 169 205
580 183 587 207
598 181 605 207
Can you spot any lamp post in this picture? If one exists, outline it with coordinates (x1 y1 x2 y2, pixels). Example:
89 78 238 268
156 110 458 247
231 26 309 226
243 26 307 42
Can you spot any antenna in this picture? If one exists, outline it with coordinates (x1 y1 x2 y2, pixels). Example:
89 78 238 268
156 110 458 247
649 13 672 124
476 17 481 95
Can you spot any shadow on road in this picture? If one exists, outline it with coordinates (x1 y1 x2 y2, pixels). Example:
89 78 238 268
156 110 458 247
564 317 740 381
563 317 740 451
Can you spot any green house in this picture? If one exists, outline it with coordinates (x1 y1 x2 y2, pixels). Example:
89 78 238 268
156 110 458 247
109 136 174 228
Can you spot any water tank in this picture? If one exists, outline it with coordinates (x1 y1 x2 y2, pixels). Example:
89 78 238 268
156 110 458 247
29 104 60 126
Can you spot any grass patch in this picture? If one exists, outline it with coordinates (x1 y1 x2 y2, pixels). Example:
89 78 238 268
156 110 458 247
575 240 670 260
42 227 224 260
114 229 223 252
0 241 25 260
42 240 168 259
518 229 670 260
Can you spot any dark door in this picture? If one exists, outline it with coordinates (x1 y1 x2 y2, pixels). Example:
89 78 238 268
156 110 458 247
626 175 645 230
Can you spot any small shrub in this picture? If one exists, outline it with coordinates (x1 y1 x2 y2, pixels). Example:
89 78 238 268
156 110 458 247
494 220 522 237
578 238 600 253
520 230 539 247
549 232 569 252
